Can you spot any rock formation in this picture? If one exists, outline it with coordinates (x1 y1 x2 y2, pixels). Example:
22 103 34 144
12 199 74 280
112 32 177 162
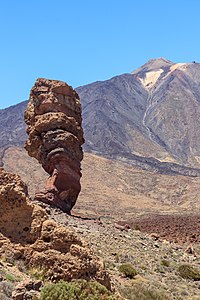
24 78 84 214
0 168 110 288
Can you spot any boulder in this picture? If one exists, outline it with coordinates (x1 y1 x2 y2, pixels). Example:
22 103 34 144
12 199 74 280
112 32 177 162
0 169 110 289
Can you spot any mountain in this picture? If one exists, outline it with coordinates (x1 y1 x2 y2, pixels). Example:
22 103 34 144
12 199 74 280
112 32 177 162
78 57 200 169
1 58 200 174
0 100 27 165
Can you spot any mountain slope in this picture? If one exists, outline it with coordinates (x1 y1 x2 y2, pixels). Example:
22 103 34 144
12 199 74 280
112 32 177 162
0 100 27 165
77 72 172 161
78 58 200 168
1 58 200 171
3 147 200 218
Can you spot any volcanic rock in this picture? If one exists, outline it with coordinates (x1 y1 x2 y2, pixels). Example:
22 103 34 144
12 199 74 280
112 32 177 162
12 279 42 300
24 78 84 214
0 168 110 289
0 168 47 244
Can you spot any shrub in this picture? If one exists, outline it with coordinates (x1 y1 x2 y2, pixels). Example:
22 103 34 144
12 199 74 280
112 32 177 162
160 260 170 267
134 224 141 231
5 273 17 282
40 279 116 300
0 293 10 300
15 259 27 273
120 284 170 300
0 281 14 298
118 263 137 279
178 264 200 280
32 296 40 300
28 267 47 281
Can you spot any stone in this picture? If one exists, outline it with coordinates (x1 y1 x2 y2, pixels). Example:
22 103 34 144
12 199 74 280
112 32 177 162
12 290 25 300
12 279 41 300
0 168 47 244
114 223 131 231
24 78 84 214
33 280 43 291
149 233 160 240
0 169 110 289
15 279 35 291
185 244 196 256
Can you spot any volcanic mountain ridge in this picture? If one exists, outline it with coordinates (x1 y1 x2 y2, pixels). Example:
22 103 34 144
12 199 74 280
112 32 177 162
1 58 200 174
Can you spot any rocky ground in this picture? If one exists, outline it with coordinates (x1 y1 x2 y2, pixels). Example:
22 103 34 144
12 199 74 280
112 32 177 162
0 199 200 299
46 204 200 300
2 148 200 299
119 214 200 244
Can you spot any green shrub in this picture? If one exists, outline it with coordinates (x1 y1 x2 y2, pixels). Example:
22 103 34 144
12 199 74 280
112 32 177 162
40 279 115 300
5 273 18 282
119 263 137 279
120 284 170 300
178 264 200 280
160 260 170 267
28 267 47 281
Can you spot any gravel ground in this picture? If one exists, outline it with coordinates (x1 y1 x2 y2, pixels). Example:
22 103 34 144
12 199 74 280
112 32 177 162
45 205 200 300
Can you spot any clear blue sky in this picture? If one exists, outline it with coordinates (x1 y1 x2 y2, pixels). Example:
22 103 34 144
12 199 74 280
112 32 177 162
0 0 200 108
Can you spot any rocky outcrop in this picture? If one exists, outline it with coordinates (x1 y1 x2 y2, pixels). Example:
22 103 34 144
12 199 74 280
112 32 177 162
0 168 110 289
24 78 84 213
0 168 47 244
12 279 42 300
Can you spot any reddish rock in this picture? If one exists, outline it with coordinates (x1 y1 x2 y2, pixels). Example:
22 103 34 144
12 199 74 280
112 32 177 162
120 214 200 244
24 78 84 214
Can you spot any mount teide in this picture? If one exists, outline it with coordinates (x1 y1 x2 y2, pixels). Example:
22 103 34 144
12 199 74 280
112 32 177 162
1 58 200 173
78 57 200 170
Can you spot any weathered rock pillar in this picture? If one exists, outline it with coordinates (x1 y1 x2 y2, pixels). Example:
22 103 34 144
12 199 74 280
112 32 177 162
24 78 84 214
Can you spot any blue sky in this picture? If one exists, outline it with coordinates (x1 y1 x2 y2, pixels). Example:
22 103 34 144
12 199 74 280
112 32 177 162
0 0 200 108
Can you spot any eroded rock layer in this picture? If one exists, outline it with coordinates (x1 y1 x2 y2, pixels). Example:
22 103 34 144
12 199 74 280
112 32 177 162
0 168 110 288
24 78 84 213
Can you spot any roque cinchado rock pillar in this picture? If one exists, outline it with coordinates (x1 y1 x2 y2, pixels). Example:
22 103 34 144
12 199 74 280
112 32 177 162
24 78 84 214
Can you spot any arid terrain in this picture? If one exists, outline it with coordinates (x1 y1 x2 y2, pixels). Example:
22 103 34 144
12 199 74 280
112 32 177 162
1 199 200 300
1 59 200 299
2 146 200 245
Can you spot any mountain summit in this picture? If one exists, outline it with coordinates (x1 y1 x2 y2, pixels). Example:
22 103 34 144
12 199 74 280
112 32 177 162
132 57 173 74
